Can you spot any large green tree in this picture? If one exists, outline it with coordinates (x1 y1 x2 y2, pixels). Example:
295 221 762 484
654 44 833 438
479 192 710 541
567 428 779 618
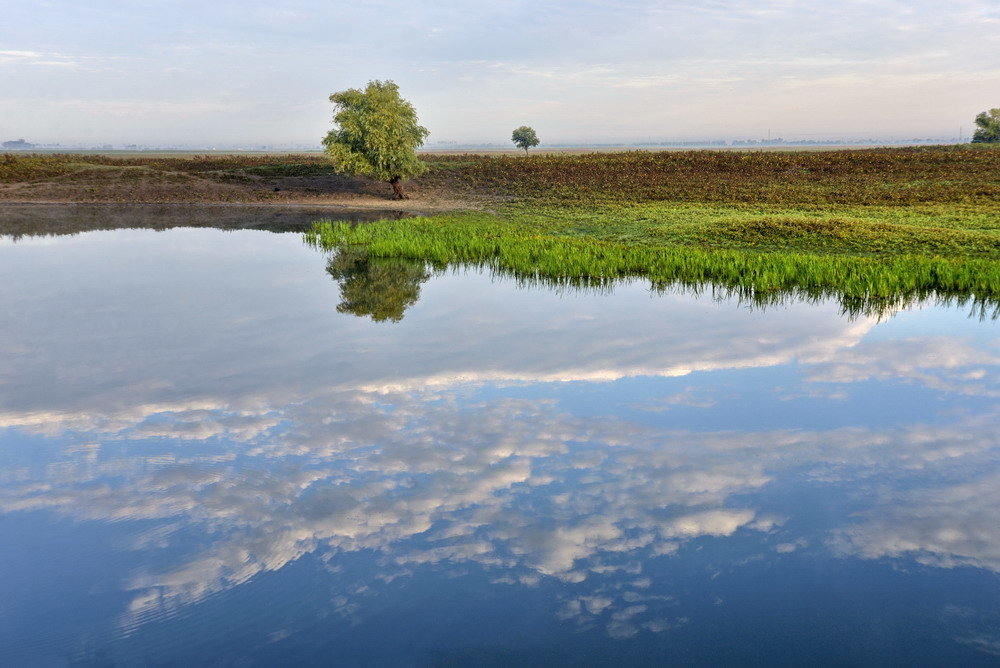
323 80 430 199
971 108 1000 143
511 126 540 155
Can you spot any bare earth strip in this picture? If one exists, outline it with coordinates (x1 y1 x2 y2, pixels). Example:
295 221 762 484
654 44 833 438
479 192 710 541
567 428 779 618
0 160 475 212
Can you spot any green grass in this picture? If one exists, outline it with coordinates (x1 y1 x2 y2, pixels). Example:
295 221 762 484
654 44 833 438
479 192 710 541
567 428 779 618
306 201 1000 318
486 202 1000 256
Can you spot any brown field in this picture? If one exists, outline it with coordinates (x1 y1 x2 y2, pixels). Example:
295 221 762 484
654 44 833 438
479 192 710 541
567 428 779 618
0 153 459 211
1 145 997 209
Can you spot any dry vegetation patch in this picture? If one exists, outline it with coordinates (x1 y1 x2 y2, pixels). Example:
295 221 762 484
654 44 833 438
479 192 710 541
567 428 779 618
2 146 998 207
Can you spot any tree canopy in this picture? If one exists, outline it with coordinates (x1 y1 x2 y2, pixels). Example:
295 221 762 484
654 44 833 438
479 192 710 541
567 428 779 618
322 80 429 198
971 108 1000 143
511 126 540 155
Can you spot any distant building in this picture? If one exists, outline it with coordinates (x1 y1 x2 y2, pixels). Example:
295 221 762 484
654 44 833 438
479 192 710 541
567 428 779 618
2 138 35 150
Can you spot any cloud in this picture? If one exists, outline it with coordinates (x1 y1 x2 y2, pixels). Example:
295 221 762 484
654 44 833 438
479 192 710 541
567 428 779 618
0 49 79 68
2 0 998 142
0 50 43 58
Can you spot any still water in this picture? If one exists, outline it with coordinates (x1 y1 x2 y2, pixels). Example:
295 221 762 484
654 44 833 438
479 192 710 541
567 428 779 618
1 209 998 666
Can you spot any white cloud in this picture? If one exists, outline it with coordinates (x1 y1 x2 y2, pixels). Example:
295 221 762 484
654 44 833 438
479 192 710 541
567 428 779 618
2 0 997 142
0 49 78 67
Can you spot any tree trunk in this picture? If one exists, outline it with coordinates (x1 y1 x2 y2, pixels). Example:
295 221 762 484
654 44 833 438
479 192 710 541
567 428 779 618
389 176 407 199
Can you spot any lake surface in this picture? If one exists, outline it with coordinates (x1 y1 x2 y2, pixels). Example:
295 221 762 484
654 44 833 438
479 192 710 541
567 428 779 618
1 209 999 666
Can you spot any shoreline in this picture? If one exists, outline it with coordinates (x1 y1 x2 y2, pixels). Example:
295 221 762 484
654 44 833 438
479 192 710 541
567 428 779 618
3 148 997 267
0 199 450 211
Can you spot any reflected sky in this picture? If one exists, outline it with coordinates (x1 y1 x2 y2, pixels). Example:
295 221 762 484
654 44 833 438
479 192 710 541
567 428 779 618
1 227 998 665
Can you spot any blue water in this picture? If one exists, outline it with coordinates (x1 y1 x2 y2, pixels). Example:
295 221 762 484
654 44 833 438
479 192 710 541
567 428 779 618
1 220 998 666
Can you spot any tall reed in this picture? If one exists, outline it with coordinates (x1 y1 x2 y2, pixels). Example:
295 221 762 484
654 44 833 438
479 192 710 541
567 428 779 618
305 217 1000 319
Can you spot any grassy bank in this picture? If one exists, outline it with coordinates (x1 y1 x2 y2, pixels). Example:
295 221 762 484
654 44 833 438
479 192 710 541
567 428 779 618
306 209 999 299
302 146 1000 311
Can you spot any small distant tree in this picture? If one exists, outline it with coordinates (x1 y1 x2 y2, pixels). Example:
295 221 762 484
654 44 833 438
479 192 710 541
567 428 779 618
323 80 429 199
971 108 1000 143
511 126 540 155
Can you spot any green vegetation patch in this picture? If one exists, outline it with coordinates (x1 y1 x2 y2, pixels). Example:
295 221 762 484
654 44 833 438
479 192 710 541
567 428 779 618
699 215 998 255
591 202 1000 256
306 202 1000 312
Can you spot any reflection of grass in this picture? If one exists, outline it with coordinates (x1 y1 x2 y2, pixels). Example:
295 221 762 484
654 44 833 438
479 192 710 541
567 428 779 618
306 205 1000 317
508 269 998 321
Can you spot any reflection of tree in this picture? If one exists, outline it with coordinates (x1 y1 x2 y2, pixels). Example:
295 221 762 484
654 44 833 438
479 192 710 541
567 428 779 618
327 247 430 322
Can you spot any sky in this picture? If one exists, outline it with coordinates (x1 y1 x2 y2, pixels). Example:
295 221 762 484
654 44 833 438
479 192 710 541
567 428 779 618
1 0 999 146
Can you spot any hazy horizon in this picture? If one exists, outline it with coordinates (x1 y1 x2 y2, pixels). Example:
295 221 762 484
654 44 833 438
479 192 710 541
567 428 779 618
2 1 998 147
0 137 972 151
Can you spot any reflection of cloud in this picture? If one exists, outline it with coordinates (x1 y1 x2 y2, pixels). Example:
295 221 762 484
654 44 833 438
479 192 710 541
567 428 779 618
634 386 717 411
830 471 1000 573
2 376 999 636
3 234 1000 640
803 337 1000 397
959 634 1000 658
0 387 776 632
2 360 998 639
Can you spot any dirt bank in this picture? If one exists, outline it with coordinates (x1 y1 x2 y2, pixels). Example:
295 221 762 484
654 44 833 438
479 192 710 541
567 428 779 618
0 153 477 210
